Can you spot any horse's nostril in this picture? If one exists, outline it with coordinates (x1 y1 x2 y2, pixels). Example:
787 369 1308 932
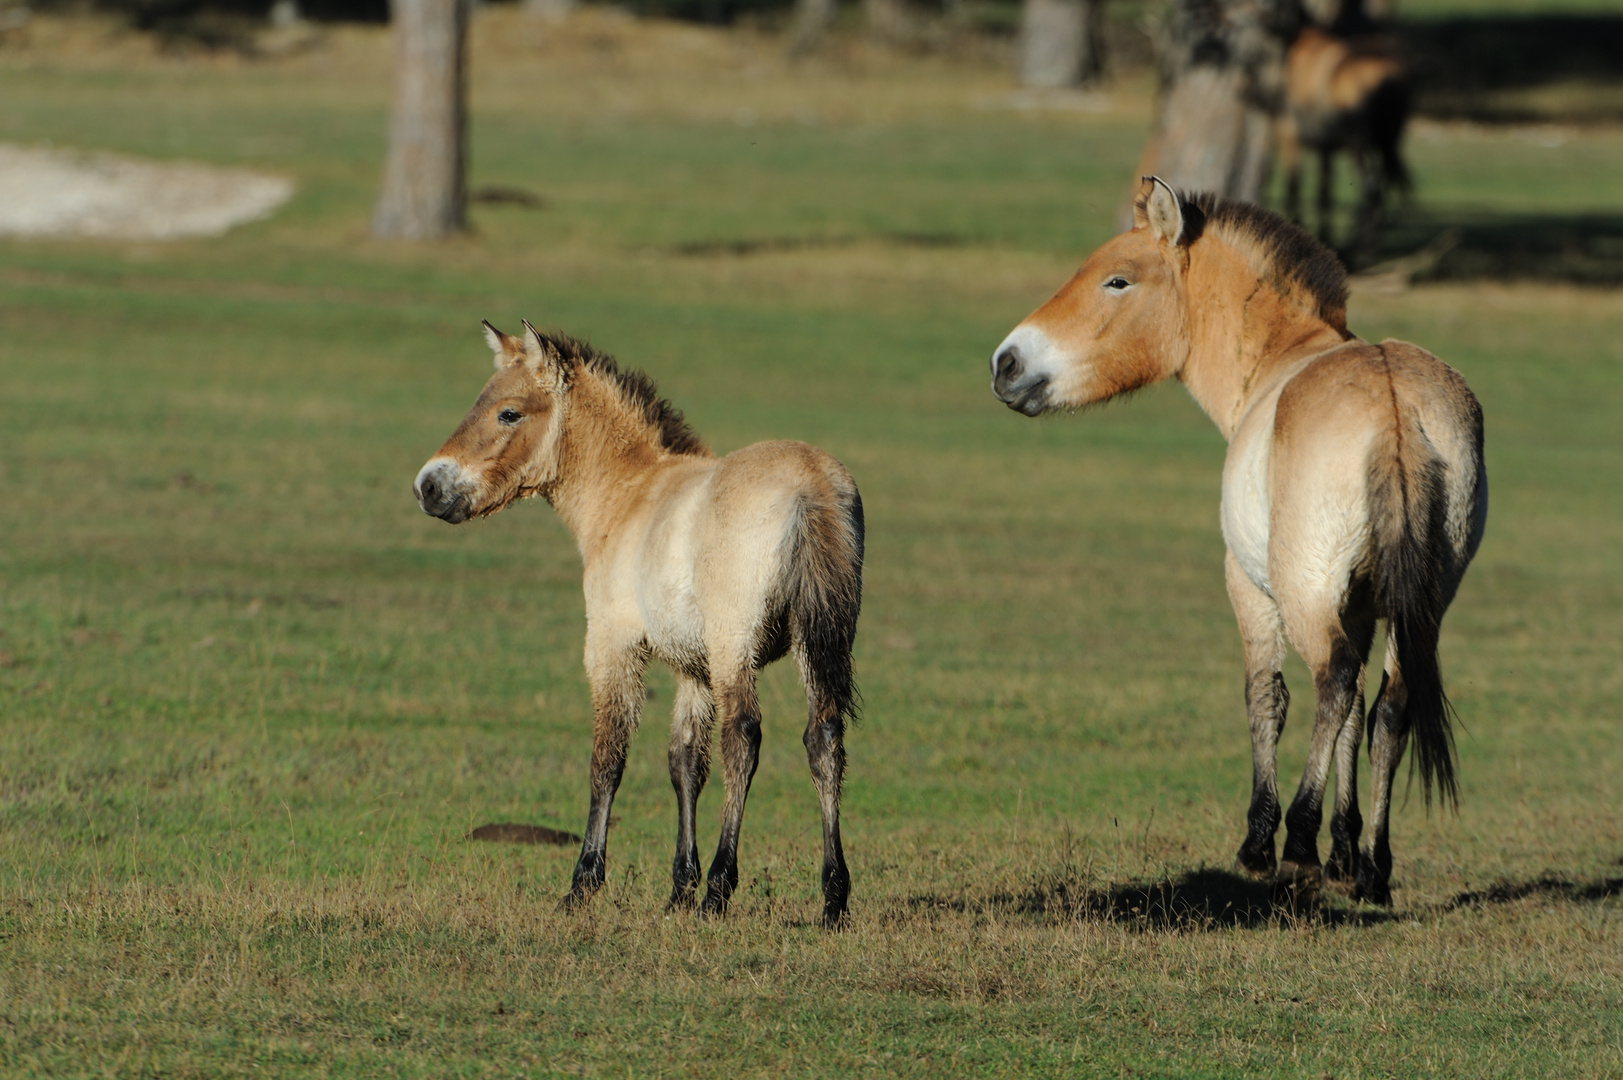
994 345 1022 385
418 475 440 505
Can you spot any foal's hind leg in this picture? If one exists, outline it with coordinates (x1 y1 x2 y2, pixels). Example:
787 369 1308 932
797 659 851 928
564 642 649 909
699 669 763 917
666 675 715 911
1355 638 1405 906
1226 552 1290 878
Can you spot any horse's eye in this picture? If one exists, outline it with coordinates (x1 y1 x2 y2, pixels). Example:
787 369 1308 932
497 408 523 425
1104 276 1132 291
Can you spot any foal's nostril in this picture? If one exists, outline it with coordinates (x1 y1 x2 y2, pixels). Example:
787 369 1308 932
418 474 441 508
993 345 1023 391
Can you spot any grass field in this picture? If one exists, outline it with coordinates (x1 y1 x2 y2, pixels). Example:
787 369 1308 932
2 10 1622 1077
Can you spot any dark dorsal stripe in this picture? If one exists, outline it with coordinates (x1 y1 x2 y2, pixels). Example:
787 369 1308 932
541 331 709 457
1179 192 1350 331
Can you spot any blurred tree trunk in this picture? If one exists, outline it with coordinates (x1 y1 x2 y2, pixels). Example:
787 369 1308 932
1019 0 1104 88
788 0 838 54
1130 0 1295 215
373 0 467 240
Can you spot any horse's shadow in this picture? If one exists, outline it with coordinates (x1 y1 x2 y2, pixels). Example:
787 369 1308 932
905 865 1623 933
1367 209 1623 288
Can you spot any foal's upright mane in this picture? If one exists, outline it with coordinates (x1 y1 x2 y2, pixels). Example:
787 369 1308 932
1177 193 1351 334
544 331 710 457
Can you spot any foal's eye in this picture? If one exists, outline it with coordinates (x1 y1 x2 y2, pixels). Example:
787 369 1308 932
1104 276 1132 292
497 408 523 425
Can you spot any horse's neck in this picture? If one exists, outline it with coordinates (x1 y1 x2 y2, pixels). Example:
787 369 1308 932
548 406 666 561
1177 241 1348 441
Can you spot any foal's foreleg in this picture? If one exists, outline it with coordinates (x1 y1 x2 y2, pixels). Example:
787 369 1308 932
1356 639 1406 906
699 673 763 917
564 647 648 909
667 676 714 910
1227 553 1290 878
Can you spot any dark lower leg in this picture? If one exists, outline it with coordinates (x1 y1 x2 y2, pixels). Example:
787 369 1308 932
804 712 849 927
1237 671 1290 876
1279 644 1364 901
564 672 644 909
667 680 713 910
1317 149 1335 244
1326 684 1367 884
1357 666 1407 906
700 680 762 916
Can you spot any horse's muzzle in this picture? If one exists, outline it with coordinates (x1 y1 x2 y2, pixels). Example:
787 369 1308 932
991 343 1049 417
415 461 474 524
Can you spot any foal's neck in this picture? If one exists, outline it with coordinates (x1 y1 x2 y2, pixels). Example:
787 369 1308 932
1176 240 1350 442
546 383 686 562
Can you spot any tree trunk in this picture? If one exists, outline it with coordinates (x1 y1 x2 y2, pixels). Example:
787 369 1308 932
1131 0 1295 215
373 0 467 241
1019 0 1104 88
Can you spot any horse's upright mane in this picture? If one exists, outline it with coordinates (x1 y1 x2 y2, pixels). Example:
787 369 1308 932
1179 192 1350 331
543 332 709 457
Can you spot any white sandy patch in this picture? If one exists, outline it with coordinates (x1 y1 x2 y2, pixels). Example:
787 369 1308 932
0 144 293 240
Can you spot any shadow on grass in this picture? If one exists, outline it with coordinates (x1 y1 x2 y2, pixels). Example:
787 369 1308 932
1405 15 1623 120
1367 208 1623 287
903 866 1623 933
906 867 1395 931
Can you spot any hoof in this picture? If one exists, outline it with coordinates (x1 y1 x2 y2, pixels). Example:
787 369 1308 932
698 889 730 919
1235 843 1277 880
822 903 850 931
1324 852 1357 892
1352 857 1392 907
1273 860 1323 909
665 888 697 913
557 888 593 913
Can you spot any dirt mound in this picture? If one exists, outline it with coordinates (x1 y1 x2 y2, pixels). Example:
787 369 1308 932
0 144 293 240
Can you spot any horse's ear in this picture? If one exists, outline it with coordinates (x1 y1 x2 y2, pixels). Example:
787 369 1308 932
482 320 527 370
521 319 571 390
1136 176 1186 247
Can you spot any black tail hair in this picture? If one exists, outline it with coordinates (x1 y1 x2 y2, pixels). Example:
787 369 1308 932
788 486 864 730
1369 421 1457 807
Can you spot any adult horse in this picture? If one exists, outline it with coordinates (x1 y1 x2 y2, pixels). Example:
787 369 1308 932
990 178 1485 905
415 322 864 927
1280 25 1411 262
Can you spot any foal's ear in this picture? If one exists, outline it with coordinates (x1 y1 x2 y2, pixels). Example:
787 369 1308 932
482 320 528 370
521 319 571 390
1132 176 1186 247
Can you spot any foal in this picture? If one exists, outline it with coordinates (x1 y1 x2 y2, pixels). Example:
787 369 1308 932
991 179 1486 905
415 322 864 927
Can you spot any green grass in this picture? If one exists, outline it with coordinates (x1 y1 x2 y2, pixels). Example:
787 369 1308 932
2 13 1622 1077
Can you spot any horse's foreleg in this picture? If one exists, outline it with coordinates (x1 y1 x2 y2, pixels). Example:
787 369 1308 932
699 674 762 917
1281 120 1303 225
1226 553 1289 878
1325 679 1367 887
564 647 648 910
1356 639 1406 906
1316 147 1335 245
667 676 714 911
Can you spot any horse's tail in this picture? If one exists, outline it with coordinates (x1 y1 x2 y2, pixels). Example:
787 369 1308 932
1367 370 1456 808
786 476 864 730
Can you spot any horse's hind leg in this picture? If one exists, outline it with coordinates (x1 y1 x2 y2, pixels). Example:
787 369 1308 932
1355 638 1405 906
666 675 714 910
1277 598 1375 906
1226 552 1290 878
699 670 763 917
565 642 649 909
1317 147 1336 245
1324 673 1367 887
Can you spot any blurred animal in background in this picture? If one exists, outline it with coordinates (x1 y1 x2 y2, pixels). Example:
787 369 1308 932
415 322 864 928
1279 20 1411 262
